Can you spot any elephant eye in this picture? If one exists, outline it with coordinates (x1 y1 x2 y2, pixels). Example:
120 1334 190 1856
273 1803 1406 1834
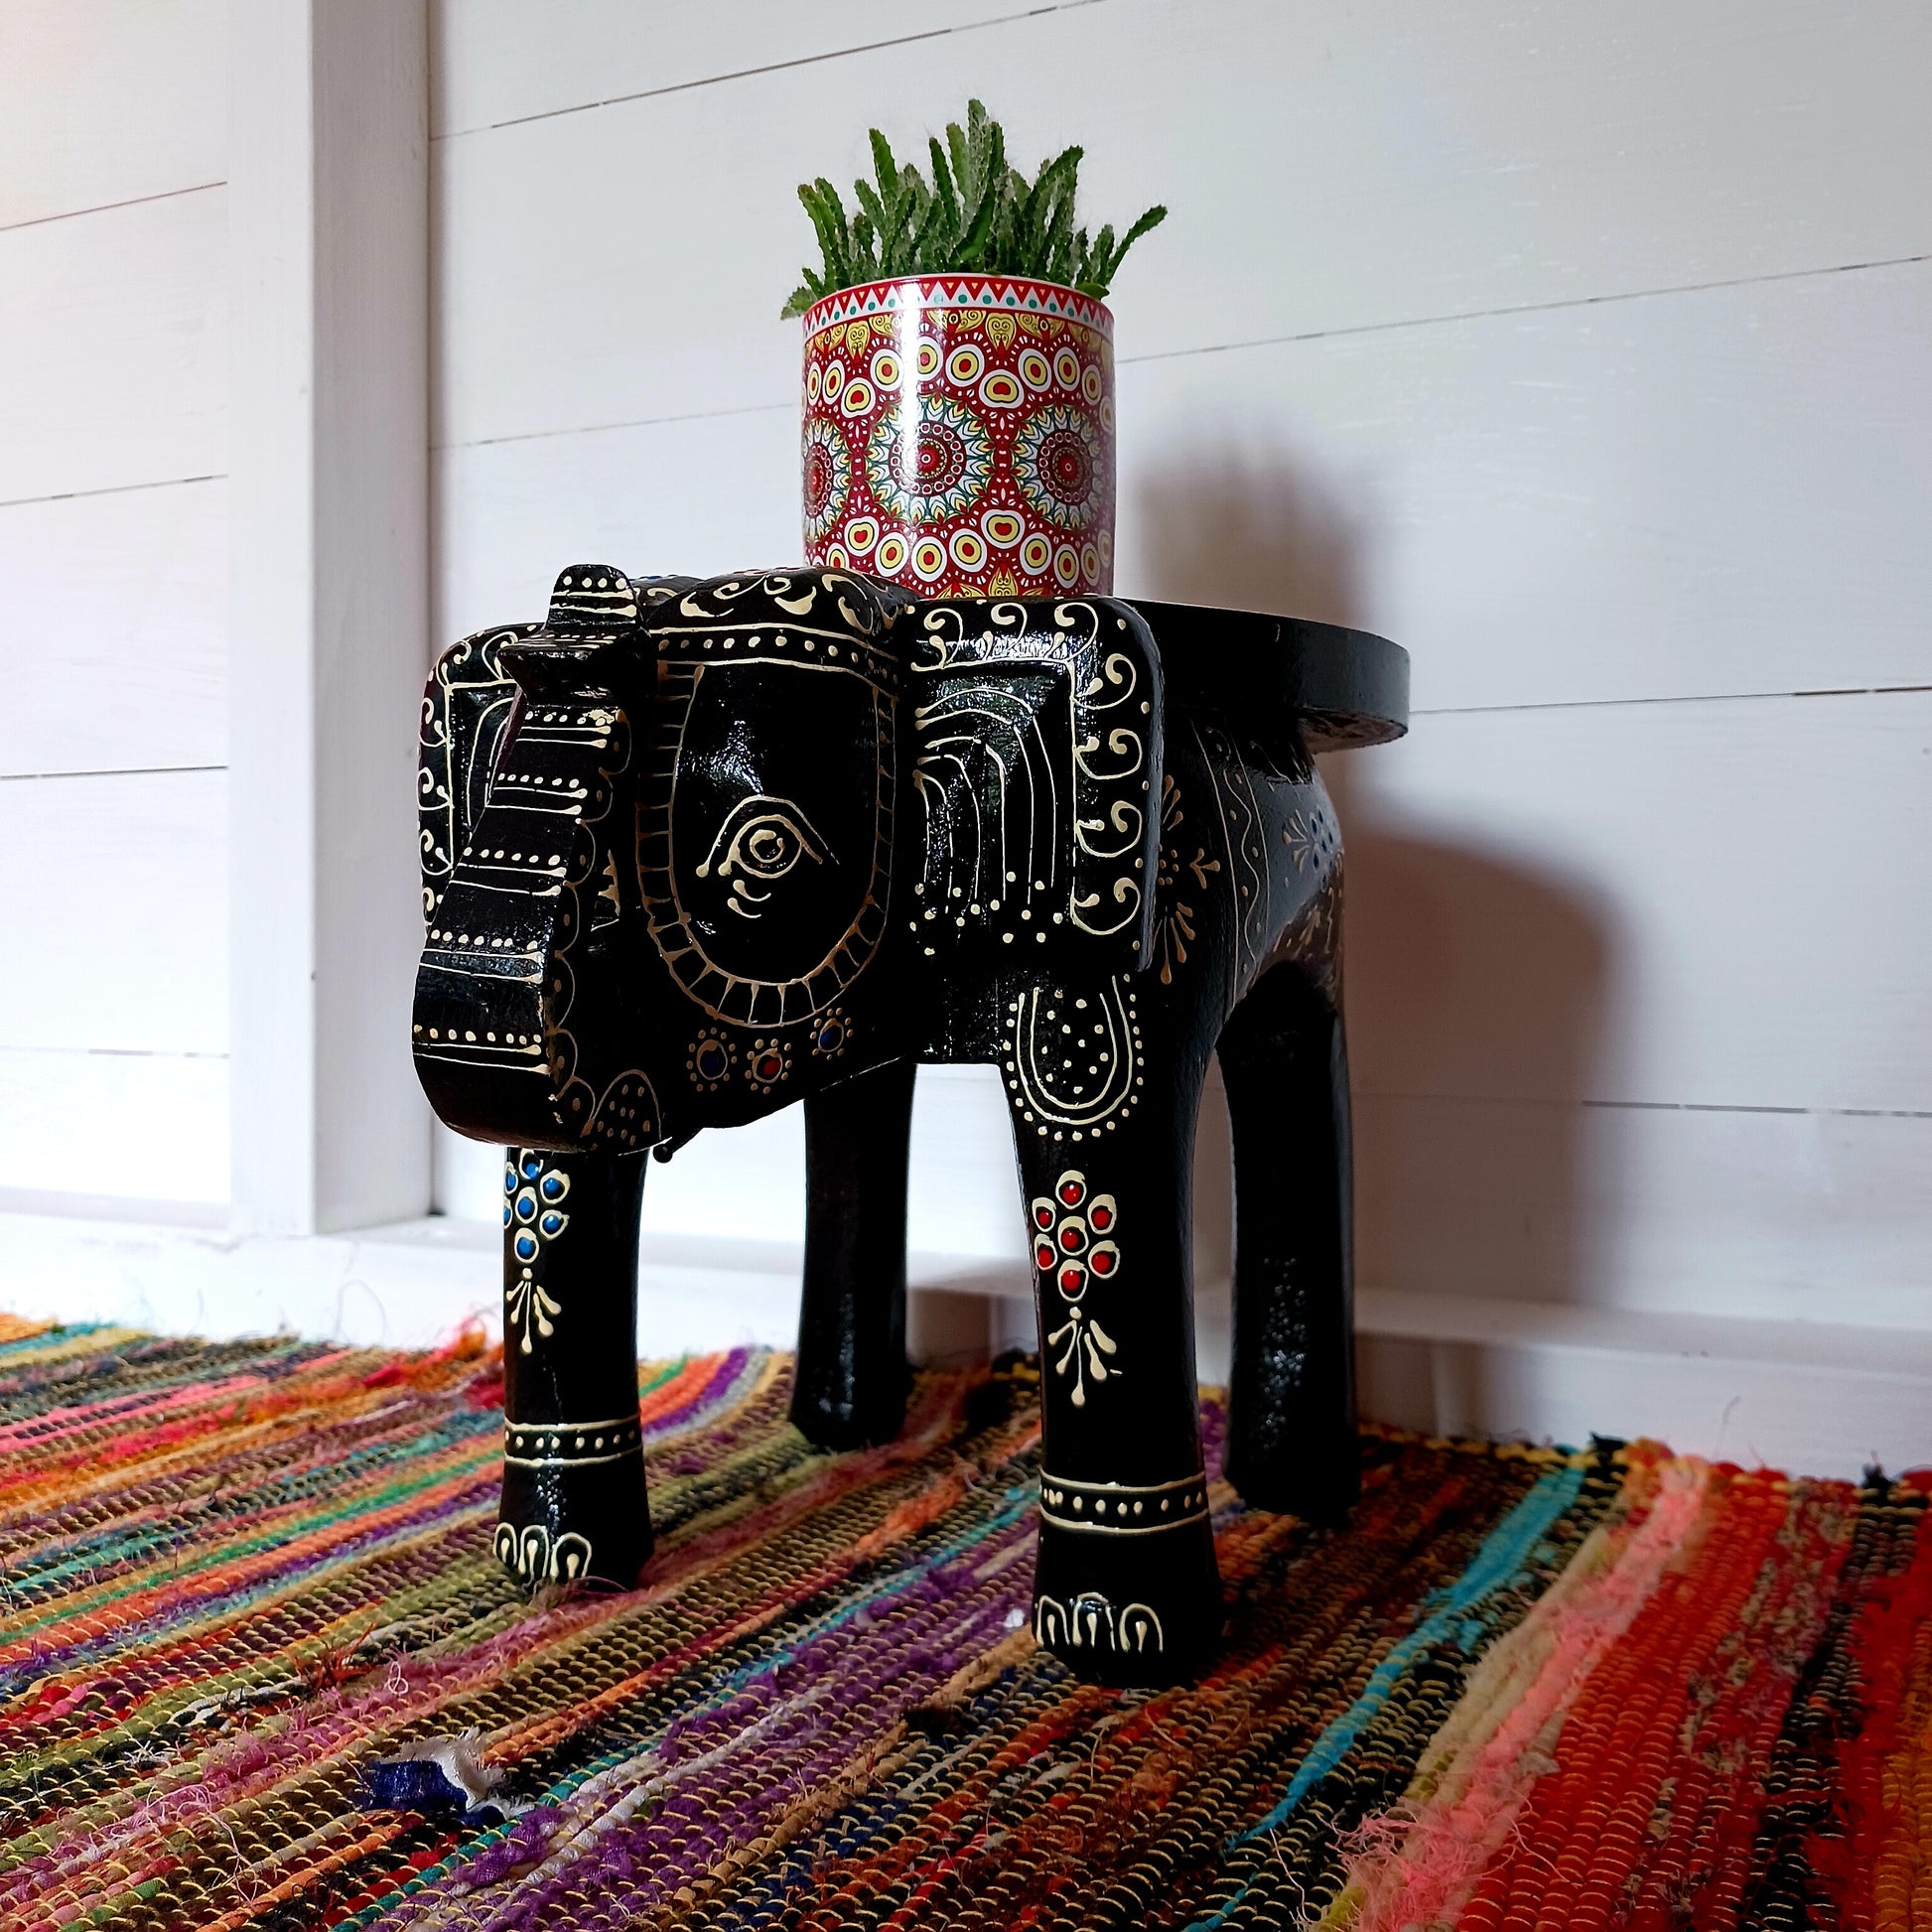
696 795 830 916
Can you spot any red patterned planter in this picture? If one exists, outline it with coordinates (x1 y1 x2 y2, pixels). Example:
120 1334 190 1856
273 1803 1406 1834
800 275 1115 598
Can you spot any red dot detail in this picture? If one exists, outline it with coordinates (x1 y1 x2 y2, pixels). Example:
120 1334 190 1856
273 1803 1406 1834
1090 1205 1112 1230
1060 1182 1083 1205
1035 1241 1057 1270
1034 1205 1053 1229
1059 1225 1083 1252
1092 1251 1115 1275
1059 1265 1085 1293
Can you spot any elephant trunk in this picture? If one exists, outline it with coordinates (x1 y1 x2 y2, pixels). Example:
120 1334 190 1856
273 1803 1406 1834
412 566 665 1156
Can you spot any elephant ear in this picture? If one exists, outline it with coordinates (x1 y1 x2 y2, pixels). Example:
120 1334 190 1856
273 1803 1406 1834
906 597 1162 972
413 565 669 1152
638 568 909 1030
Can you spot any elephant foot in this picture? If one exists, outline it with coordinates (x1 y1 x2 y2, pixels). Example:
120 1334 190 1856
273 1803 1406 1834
1031 1481 1221 1687
1223 1430 1360 1528
789 1368 910 1452
495 1418 652 1592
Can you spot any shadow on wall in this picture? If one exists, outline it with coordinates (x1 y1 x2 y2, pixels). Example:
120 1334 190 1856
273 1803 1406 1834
1123 446 1613 1359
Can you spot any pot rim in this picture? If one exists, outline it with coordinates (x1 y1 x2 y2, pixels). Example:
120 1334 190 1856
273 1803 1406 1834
801 272 1112 340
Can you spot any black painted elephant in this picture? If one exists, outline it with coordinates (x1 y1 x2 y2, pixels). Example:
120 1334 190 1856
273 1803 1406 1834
413 565 1405 1683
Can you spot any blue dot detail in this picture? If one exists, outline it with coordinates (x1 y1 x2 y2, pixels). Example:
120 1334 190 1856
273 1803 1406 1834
513 1232 538 1262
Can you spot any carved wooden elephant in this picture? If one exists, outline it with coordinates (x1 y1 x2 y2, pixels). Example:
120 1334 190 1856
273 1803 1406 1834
413 566 1405 1683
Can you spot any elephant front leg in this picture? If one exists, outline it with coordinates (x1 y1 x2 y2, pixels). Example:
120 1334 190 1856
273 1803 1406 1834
1003 987 1221 1684
496 1147 651 1591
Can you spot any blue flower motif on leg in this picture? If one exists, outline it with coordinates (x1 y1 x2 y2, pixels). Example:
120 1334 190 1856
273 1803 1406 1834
503 1152 572 1354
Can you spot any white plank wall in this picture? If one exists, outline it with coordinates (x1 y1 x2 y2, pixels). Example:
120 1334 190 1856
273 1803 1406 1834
427 0 1932 1402
3 4 1928 1465
0 0 230 1206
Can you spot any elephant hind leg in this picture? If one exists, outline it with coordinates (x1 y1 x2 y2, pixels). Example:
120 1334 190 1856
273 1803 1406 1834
1217 962 1360 1525
792 1057 915 1449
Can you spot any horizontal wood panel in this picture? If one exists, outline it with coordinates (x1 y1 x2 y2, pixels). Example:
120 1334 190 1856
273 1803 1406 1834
0 1048 226 1203
0 0 226 229
436 262 1932 712
432 0 1932 449
449 1064 1932 1336
0 769 227 1054
1117 261 1932 710
1353 1298 1932 1478
1350 1093 1932 1329
436 1061 1028 1257
433 405 796 641
0 480 226 775
431 0 1052 135
1339 690 1932 1114
0 186 227 503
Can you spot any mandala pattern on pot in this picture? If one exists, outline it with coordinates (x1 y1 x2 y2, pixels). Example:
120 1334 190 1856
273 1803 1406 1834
800 417 851 543
1014 404 1105 533
801 275 1117 598
865 392 992 524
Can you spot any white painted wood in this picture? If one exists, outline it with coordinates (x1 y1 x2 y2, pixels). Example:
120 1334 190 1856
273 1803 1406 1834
431 401 1932 1344
0 1049 227 1204
9 1205 1928 1476
1118 261 1932 711
433 405 793 643
1353 1290 1932 1478
431 0 1932 451
0 186 227 503
434 262 1932 713
1340 691 1932 1113
0 481 226 776
431 0 1063 137
0 769 226 1053
437 1061 1032 1259
432 443 1932 1117
0 0 226 229
1351 1093 1932 1330
406 0 1932 1445
228 0 433 1237
447 1055 1932 1337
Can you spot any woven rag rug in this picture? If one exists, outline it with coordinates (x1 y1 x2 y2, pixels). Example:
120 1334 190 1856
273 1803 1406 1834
1 1318 1929 1931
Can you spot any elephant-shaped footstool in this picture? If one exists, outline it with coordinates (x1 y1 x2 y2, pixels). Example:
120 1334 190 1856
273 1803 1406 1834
413 567 1406 1684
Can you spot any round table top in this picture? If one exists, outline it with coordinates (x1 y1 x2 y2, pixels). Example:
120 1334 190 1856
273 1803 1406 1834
1127 599 1409 752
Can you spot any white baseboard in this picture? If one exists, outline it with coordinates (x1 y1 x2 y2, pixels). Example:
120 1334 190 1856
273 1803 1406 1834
5 1207 1926 1481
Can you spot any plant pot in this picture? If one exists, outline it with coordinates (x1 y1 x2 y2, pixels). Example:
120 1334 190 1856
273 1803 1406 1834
800 274 1115 598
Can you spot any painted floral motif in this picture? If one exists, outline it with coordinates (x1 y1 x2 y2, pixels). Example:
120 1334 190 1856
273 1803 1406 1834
800 417 851 542
802 275 1115 598
1013 405 1104 533
503 1152 570 1354
1154 774 1221 987
1033 1169 1121 1407
864 393 992 524
1034 1590 1164 1656
493 1521 593 1587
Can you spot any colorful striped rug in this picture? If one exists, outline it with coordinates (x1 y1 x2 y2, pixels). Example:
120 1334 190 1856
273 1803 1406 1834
0 1316 1927 1930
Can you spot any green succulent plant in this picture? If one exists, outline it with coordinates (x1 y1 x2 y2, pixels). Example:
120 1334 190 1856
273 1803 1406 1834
781 99 1167 318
